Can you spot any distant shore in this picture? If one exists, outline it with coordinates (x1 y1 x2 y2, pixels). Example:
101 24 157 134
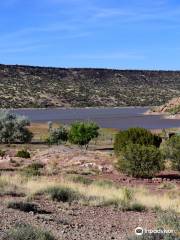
0 106 149 111
144 109 180 120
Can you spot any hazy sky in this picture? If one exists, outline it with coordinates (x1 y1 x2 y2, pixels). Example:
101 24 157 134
1 0 180 69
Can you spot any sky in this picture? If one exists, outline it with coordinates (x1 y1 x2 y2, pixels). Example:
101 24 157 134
1 0 180 69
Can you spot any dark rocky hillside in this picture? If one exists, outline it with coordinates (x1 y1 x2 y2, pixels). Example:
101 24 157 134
1 64 180 108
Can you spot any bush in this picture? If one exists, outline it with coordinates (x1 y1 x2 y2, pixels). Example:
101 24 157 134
162 135 180 171
117 144 164 178
0 111 33 144
7 201 38 213
114 127 162 156
68 175 93 185
68 121 99 149
22 162 44 177
45 186 80 203
125 202 146 212
0 149 5 157
16 149 31 158
46 126 68 145
3 224 55 240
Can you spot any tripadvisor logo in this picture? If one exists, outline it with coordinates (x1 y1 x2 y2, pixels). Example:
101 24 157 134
135 227 175 236
135 227 143 236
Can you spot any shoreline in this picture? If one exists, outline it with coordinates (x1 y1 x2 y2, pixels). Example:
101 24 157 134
0 106 149 111
144 109 180 120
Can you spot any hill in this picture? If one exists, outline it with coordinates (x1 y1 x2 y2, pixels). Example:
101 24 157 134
153 97 180 114
1 64 180 108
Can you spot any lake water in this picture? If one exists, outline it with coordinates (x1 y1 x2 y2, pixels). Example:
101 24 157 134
7 107 180 129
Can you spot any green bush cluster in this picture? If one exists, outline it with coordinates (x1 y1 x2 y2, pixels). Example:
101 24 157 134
0 111 33 144
114 127 162 156
21 162 44 177
47 121 99 149
162 135 180 171
3 224 55 240
46 126 68 145
44 186 80 203
118 143 164 178
7 201 38 213
16 149 31 158
0 149 5 157
68 121 99 149
114 128 163 178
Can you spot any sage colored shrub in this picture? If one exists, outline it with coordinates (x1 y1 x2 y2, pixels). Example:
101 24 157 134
162 135 180 171
0 111 33 144
117 144 164 178
22 162 44 177
46 126 68 145
3 224 55 240
16 149 30 158
114 127 162 156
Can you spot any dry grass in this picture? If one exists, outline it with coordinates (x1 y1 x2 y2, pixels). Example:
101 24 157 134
0 173 179 212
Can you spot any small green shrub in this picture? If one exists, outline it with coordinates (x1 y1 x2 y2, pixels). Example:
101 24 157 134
68 121 99 149
16 149 31 159
0 149 5 157
114 127 162 156
45 186 80 202
7 201 38 213
3 224 55 240
46 126 69 145
93 179 115 188
126 202 146 212
117 144 164 178
21 162 44 177
162 135 180 171
0 111 33 144
158 182 176 190
68 175 93 185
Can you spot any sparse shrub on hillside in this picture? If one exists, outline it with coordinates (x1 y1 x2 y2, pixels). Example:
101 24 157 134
117 144 164 178
22 162 44 177
68 121 99 149
16 149 31 158
44 186 80 203
162 135 180 171
46 126 68 145
114 127 162 156
7 201 38 213
3 224 55 240
0 149 5 157
68 175 93 185
0 111 33 144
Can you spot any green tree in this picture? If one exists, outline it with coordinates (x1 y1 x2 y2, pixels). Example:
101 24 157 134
114 127 162 156
46 126 69 145
68 121 99 149
0 111 33 144
117 143 164 178
162 135 180 171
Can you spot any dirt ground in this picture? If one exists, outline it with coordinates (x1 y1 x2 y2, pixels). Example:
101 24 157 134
0 145 179 240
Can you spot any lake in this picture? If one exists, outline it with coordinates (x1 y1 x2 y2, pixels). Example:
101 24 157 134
7 107 180 129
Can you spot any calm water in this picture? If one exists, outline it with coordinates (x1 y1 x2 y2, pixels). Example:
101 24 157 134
7 107 180 129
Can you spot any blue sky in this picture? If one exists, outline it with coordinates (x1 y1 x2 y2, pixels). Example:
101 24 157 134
0 0 180 69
